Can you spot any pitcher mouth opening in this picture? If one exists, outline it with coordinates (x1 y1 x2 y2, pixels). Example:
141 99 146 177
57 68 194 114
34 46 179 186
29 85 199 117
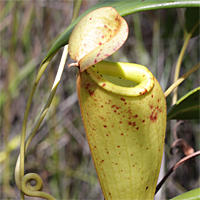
98 74 138 87
86 61 154 97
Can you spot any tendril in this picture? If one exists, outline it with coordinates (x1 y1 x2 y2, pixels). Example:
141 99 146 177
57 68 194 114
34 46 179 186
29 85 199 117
21 173 56 200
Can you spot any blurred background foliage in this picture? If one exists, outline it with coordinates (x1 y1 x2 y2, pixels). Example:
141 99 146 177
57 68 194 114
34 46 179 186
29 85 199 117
0 1 199 199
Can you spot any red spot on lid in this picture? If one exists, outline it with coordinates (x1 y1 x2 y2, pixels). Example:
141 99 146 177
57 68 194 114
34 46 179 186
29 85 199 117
104 125 107 128
88 90 94 96
104 25 107 28
99 42 102 45
102 83 106 87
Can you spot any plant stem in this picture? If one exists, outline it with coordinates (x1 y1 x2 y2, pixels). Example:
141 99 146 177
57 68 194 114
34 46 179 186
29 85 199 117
71 0 82 23
172 33 190 105
172 21 200 105
19 53 55 199
25 45 68 150
16 46 68 199
164 62 200 98
155 150 200 194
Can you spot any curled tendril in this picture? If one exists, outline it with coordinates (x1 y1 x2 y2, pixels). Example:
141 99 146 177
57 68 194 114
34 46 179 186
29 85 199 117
22 173 43 192
20 173 56 200
14 45 69 200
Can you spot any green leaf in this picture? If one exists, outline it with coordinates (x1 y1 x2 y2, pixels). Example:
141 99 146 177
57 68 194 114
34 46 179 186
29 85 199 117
167 87 200 120
169 187 200 200
43 0 200 64
185 7 200 38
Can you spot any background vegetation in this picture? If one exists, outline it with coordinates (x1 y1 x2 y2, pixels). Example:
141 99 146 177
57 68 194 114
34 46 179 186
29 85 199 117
1 1 199 199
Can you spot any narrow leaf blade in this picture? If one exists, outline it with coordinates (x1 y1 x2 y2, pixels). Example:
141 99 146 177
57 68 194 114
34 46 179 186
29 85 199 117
167 87 200 120
43 0 200 63
169 187 200 200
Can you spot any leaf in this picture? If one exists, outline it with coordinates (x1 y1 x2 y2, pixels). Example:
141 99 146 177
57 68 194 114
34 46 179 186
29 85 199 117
185 7 200 38
43 0 200 64
77 61 166 199
167 87 200 120
68 7 128 72
169 187 200 200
